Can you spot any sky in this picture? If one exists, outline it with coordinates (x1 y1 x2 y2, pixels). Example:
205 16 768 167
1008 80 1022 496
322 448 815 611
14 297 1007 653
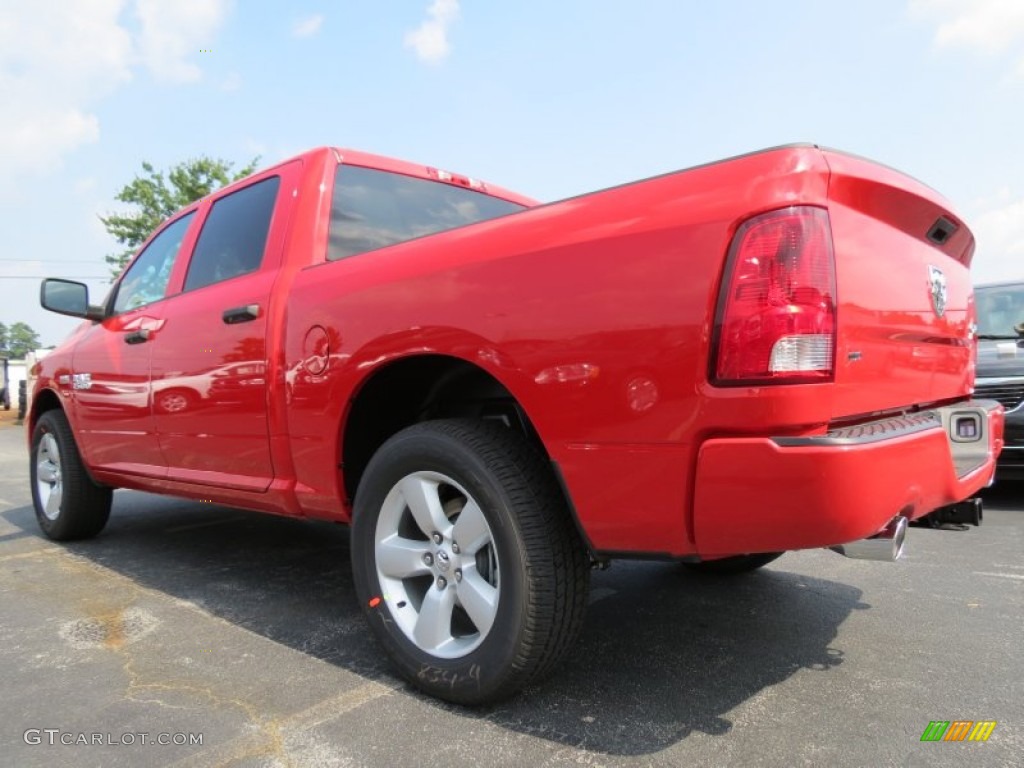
1 0 1023 346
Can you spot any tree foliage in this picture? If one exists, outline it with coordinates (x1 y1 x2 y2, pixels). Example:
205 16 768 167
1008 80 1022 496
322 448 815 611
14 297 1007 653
100 156 259 279
0 321 41 359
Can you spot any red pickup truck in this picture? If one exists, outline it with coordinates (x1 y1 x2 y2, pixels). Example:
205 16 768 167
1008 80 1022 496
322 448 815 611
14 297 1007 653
31 145 1003 703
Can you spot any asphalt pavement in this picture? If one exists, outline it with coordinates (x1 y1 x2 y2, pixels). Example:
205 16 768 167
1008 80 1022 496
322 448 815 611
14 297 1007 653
1 413 1021 767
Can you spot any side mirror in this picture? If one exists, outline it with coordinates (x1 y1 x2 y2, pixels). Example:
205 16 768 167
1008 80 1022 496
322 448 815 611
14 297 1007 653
1015 321 1024 338
40 279 103 321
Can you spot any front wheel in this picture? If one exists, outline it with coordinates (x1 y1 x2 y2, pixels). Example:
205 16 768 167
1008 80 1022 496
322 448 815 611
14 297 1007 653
683 552 784 574
351 419 590 705
30 410 112 540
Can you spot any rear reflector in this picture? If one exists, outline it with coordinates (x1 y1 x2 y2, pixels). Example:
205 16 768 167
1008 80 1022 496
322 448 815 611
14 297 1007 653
712 206 837 384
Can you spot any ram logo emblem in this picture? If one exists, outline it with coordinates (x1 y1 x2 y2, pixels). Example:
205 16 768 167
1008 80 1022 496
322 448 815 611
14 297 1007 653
927 265 947 318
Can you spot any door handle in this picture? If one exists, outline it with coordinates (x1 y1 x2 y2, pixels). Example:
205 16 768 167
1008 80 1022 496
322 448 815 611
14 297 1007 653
222 304 261 324
124 329 152 345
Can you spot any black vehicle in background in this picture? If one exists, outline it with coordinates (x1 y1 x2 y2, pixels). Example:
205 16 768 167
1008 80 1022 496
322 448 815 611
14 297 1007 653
1 358 10 411
974 282 1024 480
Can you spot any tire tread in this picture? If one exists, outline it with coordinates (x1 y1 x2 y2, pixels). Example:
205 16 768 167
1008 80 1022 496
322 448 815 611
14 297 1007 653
415 419 590 699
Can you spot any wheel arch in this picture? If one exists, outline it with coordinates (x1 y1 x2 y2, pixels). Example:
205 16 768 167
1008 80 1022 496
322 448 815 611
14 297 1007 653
28 388 63 437
28 388 109 488
340 353 548 504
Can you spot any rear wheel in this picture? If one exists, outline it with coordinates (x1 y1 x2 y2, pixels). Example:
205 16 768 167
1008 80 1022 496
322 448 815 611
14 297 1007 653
683 552 783 574
351 419 590 704
30 410 112 541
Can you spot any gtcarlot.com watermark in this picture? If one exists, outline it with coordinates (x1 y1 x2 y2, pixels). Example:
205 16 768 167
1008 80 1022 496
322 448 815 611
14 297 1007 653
24 729 203 747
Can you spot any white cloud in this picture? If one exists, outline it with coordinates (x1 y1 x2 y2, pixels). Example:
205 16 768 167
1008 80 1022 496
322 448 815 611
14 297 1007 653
970 189 1024 283
0 0 230 184
1 108 101 176
134 0 231 83
910 0 1024 51
0 0 131 179
292 14 324 39
910 0 1024 71
404 0 460 64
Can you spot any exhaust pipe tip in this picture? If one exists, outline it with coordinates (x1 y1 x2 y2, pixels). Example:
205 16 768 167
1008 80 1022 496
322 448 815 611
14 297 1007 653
830 515 908 562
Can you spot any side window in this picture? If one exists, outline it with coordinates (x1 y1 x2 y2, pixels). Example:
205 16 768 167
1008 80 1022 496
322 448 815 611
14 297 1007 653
183 176 281 292
112 212 196 314
328 165 525 261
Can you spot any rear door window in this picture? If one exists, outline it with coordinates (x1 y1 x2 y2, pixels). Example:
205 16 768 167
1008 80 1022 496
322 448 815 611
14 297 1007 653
328 165 525 261
183 176 281 292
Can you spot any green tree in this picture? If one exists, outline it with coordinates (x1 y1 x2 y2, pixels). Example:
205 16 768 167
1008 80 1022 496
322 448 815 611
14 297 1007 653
100 156 259 278
0 321 41 359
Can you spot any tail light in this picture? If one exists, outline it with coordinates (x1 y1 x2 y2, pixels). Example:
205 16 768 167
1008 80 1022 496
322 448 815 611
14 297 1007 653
712 206 836 385
966 289 978 383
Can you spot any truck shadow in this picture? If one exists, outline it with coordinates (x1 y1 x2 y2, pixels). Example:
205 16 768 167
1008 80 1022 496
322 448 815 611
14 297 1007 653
979 478 1024 507
3 492 867 757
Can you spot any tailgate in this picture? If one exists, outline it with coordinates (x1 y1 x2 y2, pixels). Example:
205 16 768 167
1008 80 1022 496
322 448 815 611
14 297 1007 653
823 149 976 420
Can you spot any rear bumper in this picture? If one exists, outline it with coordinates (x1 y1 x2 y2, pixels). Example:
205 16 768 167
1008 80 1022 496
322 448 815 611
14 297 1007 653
693 400 1004 557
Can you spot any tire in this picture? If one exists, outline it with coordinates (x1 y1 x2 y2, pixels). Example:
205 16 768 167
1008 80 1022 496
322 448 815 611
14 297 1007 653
351 419 590 705
30 410 113 541
683 552 784 574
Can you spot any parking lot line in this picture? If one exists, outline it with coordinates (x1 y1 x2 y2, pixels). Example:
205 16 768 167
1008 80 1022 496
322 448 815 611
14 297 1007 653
971 571 1024 580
